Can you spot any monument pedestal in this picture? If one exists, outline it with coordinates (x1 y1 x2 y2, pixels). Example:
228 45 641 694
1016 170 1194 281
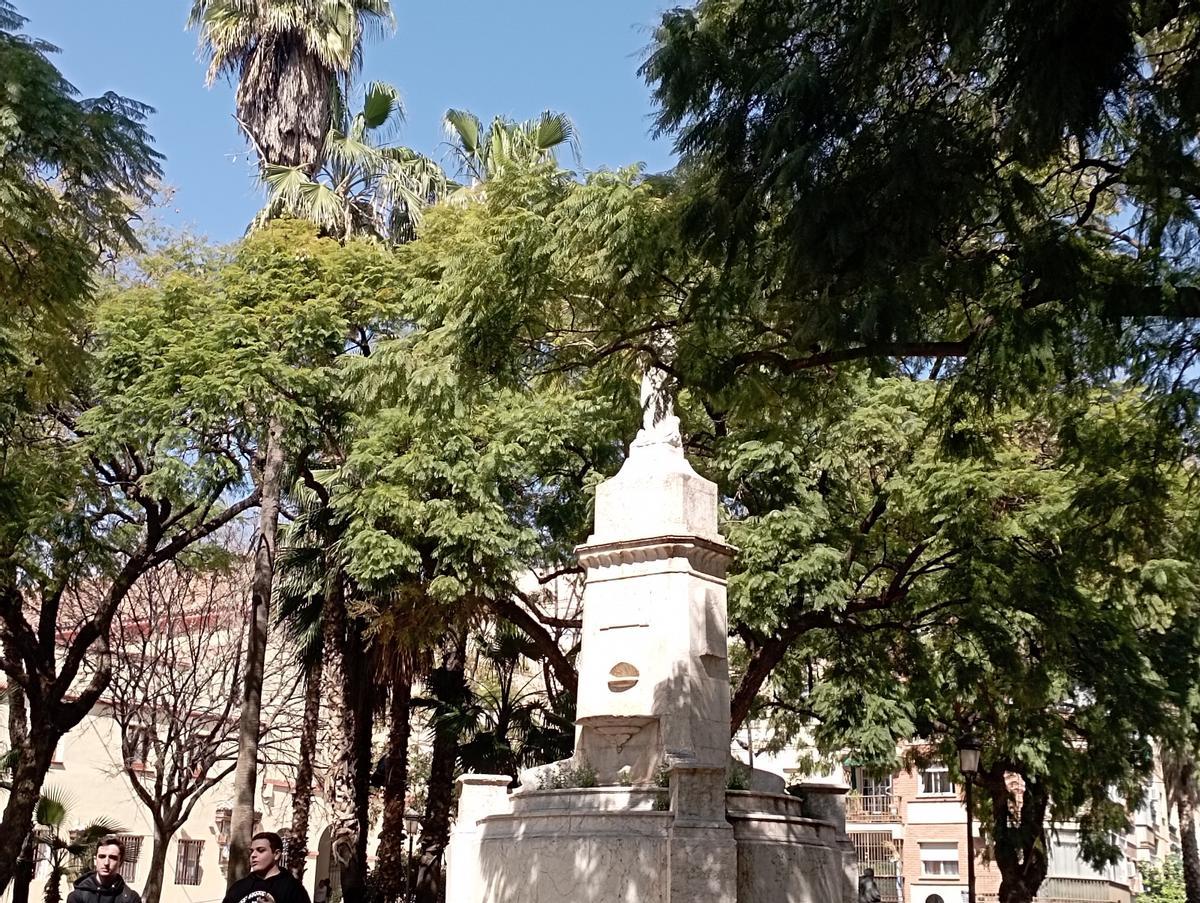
445 379 856 903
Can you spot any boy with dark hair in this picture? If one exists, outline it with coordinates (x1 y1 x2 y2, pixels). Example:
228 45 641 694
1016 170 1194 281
222 831 310 903
66 836 142 903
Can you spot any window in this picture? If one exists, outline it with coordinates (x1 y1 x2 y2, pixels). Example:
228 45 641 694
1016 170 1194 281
215 807 232 867
851 833 902 903
919 765 956 796
175 839 203 886
851 768 893 797
117 835 143 882
125 723 154 768
66 830 90 873
279 829 293 867
919 842 959 877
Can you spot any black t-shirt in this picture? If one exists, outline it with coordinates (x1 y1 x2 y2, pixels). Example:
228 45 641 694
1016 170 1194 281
222 870 311 903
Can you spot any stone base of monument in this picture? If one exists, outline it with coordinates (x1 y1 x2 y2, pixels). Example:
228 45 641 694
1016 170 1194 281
446 773 857 903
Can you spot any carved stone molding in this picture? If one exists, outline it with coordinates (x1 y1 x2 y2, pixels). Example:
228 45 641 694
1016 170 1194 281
575 534 736 578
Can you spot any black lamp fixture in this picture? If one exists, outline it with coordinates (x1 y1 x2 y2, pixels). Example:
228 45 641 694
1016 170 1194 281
956 734 982 903
956 734 982 777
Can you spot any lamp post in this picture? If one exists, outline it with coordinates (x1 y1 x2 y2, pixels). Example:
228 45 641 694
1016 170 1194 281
403 811 421 903
957 735 982 903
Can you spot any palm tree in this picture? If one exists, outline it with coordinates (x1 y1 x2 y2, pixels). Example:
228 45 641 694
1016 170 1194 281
189 0 394 170
260 81 449 242
442 109 580 189
190 6 392 885
1162 748 1200 903
33 789 124 903
273 473 337 880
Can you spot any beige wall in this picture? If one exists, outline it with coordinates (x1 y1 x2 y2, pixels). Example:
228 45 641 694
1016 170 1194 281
0 699 335 903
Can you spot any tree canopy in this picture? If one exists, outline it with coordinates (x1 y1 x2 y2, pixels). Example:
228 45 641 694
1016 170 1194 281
640 0 1200 436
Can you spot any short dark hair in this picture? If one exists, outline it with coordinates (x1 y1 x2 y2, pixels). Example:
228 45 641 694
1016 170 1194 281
251 831 283 854
96 836 125 861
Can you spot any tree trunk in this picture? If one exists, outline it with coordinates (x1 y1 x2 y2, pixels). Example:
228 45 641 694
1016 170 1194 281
228 417 286 887
0 682 34 897
11 828 34 903
141 822 172 903
985 764 1049 903
414 633 467 903
335 615 374 903
2 724 57 901
1178 762 1200 903
237 34 333 171
288 654 324 879
372 673 413 902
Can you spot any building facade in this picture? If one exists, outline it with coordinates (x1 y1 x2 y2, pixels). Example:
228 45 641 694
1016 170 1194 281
0 696 345 903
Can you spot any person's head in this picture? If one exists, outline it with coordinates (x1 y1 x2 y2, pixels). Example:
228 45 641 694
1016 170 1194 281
249 832 283 877
94 837 125 884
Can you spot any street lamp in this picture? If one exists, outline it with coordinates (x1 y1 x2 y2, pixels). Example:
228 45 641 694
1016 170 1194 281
403 811 421 903
957 735 982 903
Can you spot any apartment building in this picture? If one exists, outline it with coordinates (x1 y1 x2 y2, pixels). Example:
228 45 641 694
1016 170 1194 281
741 729 1178 903
843 762 1138 903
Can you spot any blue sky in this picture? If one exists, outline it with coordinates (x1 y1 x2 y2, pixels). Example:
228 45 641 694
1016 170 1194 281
26 1 677 242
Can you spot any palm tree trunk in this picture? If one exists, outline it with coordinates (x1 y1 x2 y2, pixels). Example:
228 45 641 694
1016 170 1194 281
323 573 356 898
228 416 286 887
43 862 63 903
334 615 373 903
1178 761 1200 903
237 35 332 171
140 822 172 903
414 632 467 903
288 654 324 879
372 673 412 902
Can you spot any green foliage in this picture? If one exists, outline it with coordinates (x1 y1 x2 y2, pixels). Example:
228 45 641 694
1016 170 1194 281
455 623 573 776
537 760 598 790
0 0 160 420
718 373 1199 869
34 787 125 896
1138 856 1187 903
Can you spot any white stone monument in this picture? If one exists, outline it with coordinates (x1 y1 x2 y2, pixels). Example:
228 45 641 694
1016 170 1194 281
446 366 857 903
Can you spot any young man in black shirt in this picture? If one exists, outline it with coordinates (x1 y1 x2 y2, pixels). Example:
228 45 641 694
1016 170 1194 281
222 832 311 903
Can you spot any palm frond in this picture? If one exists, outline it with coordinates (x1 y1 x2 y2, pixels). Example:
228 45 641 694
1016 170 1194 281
529 110 580 162
361 80 403 132
66 818 126 855
35 787 74 830
443 108 482 156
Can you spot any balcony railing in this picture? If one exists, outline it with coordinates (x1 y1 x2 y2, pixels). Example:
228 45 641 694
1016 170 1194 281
847 793 899 823
975 877 1127 903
